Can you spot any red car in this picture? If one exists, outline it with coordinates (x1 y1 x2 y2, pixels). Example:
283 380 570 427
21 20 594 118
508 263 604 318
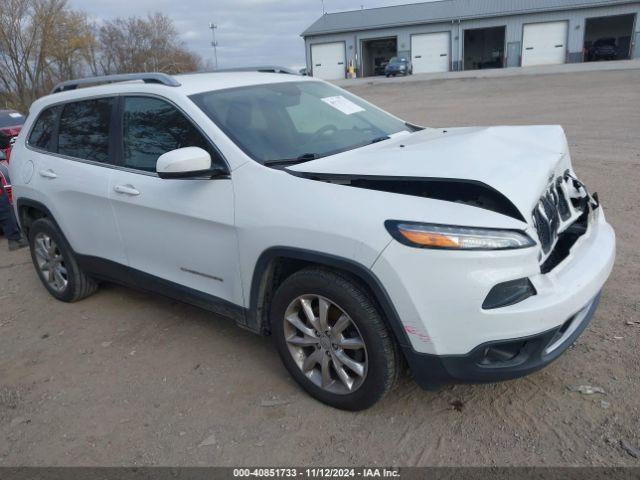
0 109 25 161
0 158 11 204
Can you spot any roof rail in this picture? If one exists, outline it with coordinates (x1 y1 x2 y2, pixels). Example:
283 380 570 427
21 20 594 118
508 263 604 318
51 73 181 94
213 66 300 75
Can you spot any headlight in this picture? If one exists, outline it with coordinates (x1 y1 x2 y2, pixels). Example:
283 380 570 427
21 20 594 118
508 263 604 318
385 221 535 250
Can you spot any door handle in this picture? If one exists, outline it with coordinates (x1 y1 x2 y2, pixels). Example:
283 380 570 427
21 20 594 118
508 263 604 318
39 169 57 179
113 184 140 196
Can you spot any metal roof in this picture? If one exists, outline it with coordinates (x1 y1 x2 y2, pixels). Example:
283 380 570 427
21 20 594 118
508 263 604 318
301 0 639 36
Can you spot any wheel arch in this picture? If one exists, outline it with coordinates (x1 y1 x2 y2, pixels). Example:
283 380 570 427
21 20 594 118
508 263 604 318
247 247 411 349
16 198 60 238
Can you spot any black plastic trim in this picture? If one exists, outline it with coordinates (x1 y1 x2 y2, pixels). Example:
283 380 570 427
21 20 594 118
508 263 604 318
247 247 412 347
15 198 245 323
157 167 230 180
16 198 60 233
76 255 246 324
287 172 526 222
405 293 600 389
482 278 537 310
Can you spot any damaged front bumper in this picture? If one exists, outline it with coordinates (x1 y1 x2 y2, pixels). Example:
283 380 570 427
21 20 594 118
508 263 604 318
372 205 615 388
404 293 600 389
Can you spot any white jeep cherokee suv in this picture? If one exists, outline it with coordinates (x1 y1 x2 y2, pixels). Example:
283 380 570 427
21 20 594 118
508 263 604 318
10 71 615 410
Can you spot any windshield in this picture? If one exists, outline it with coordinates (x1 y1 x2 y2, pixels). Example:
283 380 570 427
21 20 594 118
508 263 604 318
190 81 411 164
388 57 406 65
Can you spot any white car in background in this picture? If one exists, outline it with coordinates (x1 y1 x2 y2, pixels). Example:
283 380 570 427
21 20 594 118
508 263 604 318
9 70 615 410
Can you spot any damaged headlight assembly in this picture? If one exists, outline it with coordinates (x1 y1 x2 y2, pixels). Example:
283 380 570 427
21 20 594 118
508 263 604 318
385 221 536 250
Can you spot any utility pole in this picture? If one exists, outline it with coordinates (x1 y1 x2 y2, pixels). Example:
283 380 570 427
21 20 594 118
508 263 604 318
321 0 326 14
208 22 219 70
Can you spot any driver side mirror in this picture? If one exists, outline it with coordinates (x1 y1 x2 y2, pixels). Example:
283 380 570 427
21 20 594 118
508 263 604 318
156 147 223 179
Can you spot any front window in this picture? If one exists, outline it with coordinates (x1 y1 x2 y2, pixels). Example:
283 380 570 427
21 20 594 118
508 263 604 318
190 81 411 164
122 96 215 172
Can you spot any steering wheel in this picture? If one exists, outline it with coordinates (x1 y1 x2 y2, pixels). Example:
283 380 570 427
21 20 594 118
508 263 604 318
307 125 338 144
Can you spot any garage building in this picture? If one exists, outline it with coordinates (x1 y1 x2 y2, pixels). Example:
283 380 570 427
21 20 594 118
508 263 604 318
301 0 640 79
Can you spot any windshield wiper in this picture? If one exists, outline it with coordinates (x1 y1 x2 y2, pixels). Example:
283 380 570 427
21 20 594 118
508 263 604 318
264 153 319 167
369 135 390 144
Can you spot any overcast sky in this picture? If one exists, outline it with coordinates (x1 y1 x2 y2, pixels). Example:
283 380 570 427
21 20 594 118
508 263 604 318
67 0 432 69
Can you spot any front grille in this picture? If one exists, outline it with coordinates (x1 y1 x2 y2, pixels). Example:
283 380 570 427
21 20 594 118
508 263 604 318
532 172 594 264
555 177 571 220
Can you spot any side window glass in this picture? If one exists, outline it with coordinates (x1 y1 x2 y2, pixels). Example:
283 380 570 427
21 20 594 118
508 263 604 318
58 98 113 163
28 106 60 151
122 97 213 172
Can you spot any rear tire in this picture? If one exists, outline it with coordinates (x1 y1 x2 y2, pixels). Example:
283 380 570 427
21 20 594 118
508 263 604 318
270 267 399 410
28 217 98 302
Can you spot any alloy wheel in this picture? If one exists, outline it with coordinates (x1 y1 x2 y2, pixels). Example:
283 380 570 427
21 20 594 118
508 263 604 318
33 232 68 292
283 294 368 395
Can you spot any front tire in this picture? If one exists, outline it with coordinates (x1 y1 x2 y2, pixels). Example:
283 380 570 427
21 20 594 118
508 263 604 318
270 268 399 410
28 218 98 302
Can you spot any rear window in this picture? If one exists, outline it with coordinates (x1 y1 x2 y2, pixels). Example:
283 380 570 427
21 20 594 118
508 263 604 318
0 111 25 128
28 106 60 151
57 98 114 163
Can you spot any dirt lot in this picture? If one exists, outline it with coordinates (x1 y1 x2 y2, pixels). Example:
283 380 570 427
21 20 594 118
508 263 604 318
1 69 639 467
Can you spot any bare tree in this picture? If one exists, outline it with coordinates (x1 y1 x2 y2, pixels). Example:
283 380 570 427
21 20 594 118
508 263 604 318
46 9 95 82
0 0 55 110
0 4 201 112
98 13 200 75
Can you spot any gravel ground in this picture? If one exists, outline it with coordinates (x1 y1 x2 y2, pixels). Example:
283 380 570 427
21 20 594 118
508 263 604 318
0 68 639 466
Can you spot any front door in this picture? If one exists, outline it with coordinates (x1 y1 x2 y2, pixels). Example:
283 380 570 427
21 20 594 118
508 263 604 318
108 95 242 306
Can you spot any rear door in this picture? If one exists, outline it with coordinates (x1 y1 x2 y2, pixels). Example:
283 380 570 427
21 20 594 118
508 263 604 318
522 21 568 66
411 32 450 74
27 98 127 264
108 95 241 305
311 43 346 80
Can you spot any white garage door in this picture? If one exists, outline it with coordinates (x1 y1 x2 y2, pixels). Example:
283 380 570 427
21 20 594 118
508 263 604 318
411 32 450 74
311 43 345 80
522 21 568 66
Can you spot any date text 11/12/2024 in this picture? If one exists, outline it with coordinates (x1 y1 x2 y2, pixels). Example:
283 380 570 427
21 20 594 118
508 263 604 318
232 468 401 478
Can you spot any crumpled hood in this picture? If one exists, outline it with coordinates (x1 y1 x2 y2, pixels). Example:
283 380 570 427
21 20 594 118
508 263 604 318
287 125 571 220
